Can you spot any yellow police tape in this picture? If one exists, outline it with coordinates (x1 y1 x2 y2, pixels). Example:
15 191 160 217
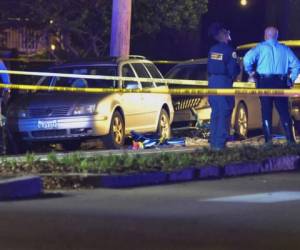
1 83 300 98
0 69 210 87
0 69 254 88
237 40 300 51
0 69 299 97
152 60 184 64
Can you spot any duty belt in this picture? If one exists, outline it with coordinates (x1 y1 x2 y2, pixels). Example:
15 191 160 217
208 73 229 77
258 74 288 80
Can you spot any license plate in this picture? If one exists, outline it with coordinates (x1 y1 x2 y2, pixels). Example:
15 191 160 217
37 120 58 129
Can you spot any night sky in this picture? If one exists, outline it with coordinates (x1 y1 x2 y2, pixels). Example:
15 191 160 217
0 0 287 61
202 0 267 48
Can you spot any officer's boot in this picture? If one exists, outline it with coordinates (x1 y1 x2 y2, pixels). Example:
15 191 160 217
283 122 296 144
263 120 272 144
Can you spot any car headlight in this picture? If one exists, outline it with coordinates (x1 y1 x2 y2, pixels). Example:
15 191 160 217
72 104 96 115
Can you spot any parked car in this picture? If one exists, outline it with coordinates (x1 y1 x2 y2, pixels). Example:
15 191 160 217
7 56 174 151
237 40 300 134
166 40 300 138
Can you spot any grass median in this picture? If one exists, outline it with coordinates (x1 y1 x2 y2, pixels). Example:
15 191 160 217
0 144 299 174
0 144 299 189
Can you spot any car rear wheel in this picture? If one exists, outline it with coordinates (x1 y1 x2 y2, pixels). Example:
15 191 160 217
103 111 125 149
157 109 171 139
234 103 248 139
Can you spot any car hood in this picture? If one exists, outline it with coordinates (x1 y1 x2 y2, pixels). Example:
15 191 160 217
9 92 112 111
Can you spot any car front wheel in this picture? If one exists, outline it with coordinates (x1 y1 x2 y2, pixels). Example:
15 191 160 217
157 109 171 139
103 111 125 149
234 103 248 139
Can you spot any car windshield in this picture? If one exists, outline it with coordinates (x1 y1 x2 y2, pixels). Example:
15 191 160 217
52 65 118 88
7 61 56 85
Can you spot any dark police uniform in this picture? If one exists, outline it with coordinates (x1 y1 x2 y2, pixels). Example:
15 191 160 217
244 39 300 143
208 43 240 149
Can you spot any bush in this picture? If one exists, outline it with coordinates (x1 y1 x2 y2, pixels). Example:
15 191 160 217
0 144 300 175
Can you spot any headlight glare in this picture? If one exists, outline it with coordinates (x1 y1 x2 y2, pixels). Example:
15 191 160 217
73 104 96 115
18 109 28 118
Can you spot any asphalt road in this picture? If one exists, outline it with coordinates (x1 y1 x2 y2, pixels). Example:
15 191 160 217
1 172 300 250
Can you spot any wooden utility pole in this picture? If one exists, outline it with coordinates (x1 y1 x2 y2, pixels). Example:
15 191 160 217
110 0 132 57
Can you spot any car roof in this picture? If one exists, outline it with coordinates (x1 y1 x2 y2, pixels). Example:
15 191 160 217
168 58 208 67
169 40 300 69
50 57 155 70
51 62 117 70
165 58 208 77
237 40 300 50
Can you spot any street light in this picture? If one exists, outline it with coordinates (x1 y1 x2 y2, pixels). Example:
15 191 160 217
240 0 248 6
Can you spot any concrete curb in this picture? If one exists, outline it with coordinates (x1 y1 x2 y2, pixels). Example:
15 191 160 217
168 168 196 183
40 155 300 189
0 176 43 201
197 166 222 179
100 172 168 188
261 155 300 173
224 162 262 177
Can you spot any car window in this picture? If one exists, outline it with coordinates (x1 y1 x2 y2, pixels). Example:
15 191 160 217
144 63 165 87
167 65 196 79
53 66 117 88
7 60 54 85
122 64 139 89
190 64 208 80
37 76 53 86
131 63 154 88
144 63 162 78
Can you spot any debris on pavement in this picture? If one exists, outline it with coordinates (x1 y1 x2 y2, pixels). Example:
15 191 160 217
130 131 186 149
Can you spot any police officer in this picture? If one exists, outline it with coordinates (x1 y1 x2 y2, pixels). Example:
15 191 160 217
207 23 240 150
0 59 10 154
244 27 300 144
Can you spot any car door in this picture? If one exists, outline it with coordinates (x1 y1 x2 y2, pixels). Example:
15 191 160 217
236 65 262 130
144 62 171 125
190 63 211 121
131 63 158 131
120 63 145 133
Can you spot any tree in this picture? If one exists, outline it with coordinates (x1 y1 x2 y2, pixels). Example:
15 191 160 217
0 0 208 59
132 0 208 36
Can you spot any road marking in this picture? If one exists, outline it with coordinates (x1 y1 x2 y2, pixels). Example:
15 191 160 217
204 191 300 203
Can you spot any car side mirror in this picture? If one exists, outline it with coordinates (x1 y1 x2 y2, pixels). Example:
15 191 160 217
125 81 139 90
